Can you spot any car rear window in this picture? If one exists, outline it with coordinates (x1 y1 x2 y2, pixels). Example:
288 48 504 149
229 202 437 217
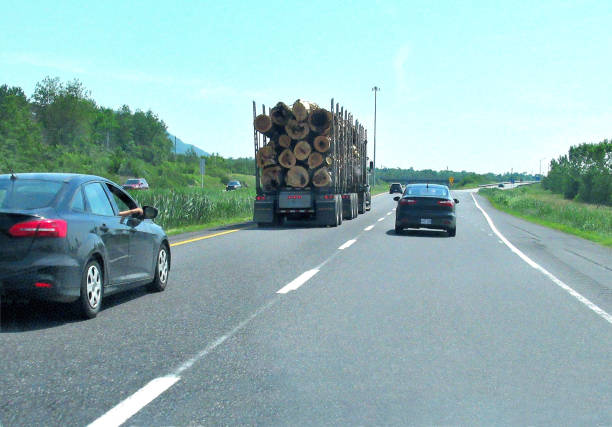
406 186 449 197
0 179 64 210
125 179 140 185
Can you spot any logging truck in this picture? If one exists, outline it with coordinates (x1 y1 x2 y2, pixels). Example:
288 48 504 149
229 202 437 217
252 99 370 227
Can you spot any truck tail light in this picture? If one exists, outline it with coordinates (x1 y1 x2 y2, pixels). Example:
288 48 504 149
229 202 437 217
8 219 68 238
256 196 266 201
324 195 335 200
342 195 350 199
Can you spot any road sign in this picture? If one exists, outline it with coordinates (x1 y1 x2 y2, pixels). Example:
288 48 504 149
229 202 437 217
199 158 206 175
449 177 454 185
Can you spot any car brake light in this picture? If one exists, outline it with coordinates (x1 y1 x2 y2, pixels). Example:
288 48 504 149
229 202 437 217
8 219 67 238
438 200 454 207
399 199 417 205
256 196 266 201
34 282 52 288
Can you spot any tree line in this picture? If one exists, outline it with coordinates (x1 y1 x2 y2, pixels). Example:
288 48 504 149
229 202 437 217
376 167 536 188
542 140 611 205
0 77 253 188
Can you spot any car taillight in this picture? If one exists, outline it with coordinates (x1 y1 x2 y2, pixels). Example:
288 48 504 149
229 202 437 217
324 195 334 200
399 199 417 205
342 195 350 199
437 200 454 207
256 196 266 201
8 219 67 238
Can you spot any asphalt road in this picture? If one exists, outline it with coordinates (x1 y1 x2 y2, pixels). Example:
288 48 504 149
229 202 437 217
1 190 611 426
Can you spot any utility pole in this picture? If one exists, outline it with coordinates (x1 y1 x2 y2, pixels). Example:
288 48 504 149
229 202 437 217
372 86 380 186
539 158 546 179
174 135 177 156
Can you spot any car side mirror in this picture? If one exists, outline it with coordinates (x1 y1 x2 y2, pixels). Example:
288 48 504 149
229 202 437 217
454 198 459 204
393 196 400 202
142 206 158 219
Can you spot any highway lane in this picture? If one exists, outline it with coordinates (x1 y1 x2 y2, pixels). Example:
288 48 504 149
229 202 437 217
1 191 611 425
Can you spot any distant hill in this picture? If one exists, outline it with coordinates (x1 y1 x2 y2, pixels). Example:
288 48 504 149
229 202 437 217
166 132 209 157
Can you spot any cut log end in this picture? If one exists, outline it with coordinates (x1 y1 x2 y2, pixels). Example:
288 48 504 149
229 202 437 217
308 108 332 133
292 99 318 122
307 152 324 169
286 166 309 188
312 167 332 187
261 166 283 190
314 136 331 153
294 140 312 161
254 114 272 134
285 119 310 140
278 134 292 148
278 148 297 169
270 102 293 126
256 145 276 168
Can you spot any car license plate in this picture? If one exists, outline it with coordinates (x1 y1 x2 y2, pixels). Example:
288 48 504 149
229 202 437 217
420 218 432 225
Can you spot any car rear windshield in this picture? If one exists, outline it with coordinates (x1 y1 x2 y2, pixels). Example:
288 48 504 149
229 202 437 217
125 179 140 184
0 179 64 210
405 186 449 197
228 181 239 185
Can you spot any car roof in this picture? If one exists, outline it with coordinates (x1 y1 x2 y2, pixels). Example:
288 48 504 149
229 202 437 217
0 172 110 185
405 183 448 188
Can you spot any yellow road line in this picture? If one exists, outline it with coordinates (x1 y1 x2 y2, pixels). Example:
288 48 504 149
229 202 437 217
170 228 242 247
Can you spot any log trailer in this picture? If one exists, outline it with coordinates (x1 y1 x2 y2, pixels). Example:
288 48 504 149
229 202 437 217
252 99 370 227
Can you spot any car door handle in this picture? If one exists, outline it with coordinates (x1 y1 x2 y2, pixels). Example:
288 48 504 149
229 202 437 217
100 224 109 232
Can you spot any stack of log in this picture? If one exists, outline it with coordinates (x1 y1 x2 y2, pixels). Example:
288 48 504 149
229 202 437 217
255 100 349 190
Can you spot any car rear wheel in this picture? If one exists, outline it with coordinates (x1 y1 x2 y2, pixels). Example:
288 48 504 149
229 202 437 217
77 260 103 319
148 244 170 292
447 227 456 237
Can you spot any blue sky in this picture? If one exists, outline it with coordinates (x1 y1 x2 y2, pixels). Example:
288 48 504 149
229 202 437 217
2 0 611 174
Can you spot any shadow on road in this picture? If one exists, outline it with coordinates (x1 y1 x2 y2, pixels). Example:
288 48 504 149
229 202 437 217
1 286 150 333
385 229 449 238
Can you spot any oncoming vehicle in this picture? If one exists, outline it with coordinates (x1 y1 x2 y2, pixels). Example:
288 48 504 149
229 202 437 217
0 173 170 318
123 178 149 190
226 180 242 191
394 183 459 236
389 183 403 194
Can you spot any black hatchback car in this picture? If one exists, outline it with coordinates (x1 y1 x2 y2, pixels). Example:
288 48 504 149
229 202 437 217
394 184 459 236
0 173 170 318
389 183 403 194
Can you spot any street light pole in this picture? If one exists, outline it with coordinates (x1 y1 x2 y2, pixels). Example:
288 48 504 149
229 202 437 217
539 158 546 178
372 86 380 186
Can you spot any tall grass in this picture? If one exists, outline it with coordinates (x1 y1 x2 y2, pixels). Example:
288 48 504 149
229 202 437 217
480 185 612 245
128 187 254 230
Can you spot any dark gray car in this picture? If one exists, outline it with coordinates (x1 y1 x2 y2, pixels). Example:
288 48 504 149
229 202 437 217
394 183 459 236
0 173 170 318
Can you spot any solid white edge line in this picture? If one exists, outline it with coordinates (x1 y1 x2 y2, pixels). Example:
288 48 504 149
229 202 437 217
364 225 375 231
377 217 385 222
276 269 319 294
88 376 180 427
471 193 612 325
338 239 357 250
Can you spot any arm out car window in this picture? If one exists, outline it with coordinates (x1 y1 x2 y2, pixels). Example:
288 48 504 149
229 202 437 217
106 184 137 214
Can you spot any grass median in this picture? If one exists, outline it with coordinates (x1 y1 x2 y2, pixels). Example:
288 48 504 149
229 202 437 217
479 184 612 247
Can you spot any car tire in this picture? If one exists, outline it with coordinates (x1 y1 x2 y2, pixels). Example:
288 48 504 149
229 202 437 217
77 260 103 319
447 227 456 237
395 226 403 234
148 244 170 292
